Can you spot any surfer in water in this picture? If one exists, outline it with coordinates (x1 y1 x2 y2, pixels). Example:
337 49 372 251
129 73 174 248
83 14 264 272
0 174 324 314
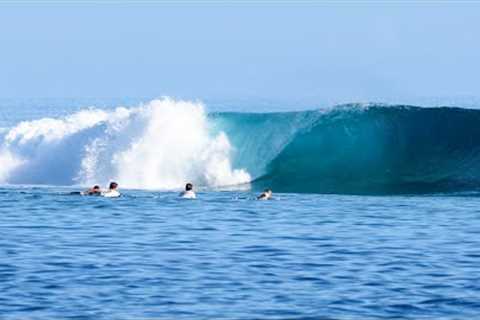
257 189 272 200
101 182 121 198
180 183 196 199
82 185 101 196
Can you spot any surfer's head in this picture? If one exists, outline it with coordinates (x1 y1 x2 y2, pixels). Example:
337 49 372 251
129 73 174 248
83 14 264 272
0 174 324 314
185 183 193 191
93 185 100 190
109 182 118 190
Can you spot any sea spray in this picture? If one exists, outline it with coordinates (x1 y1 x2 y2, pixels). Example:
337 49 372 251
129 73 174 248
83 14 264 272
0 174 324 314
0 98 251 189
105 99 250 189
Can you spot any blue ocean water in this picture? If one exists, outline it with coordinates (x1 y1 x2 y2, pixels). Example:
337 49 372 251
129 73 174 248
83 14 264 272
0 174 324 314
1 99 480 319
1 187 480 319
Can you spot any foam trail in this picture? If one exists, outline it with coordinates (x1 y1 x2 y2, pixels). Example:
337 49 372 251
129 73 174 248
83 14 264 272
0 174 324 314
0 98 251 189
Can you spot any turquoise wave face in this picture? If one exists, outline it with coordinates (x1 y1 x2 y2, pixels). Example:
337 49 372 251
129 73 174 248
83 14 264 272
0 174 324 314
212 105 480 194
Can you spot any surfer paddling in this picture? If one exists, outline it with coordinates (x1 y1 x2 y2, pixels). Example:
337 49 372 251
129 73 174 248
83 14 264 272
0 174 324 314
77 181 273 202
78 182 120 197
102 182 120 198
257 189 273 200
180 183 196 199
82 185 101 196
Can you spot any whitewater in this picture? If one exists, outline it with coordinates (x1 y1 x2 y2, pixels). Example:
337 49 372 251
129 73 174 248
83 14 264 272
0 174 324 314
1 97 480 194
0 98 251 190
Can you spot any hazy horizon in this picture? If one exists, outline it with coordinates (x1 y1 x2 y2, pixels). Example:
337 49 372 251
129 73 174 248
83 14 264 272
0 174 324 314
1 2 479 107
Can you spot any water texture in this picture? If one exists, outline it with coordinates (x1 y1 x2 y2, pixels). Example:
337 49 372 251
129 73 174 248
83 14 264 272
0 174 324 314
1 187 480 319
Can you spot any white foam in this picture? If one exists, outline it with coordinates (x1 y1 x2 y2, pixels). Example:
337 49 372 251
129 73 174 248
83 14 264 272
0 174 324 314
0 150 24 182
0 98 251 189
5 109 109 145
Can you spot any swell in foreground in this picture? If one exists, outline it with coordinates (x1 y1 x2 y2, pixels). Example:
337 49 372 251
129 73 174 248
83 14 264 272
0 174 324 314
1 98 479 194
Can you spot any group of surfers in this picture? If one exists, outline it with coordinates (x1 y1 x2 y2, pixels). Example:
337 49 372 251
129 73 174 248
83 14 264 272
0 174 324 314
82 182 273 200
82 182 120 198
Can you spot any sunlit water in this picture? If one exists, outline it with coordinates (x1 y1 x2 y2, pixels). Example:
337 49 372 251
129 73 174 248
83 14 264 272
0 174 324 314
1 186 480 319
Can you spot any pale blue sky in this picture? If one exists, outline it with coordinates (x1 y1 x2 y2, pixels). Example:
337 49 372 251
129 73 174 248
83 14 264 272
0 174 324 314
0 2 479 106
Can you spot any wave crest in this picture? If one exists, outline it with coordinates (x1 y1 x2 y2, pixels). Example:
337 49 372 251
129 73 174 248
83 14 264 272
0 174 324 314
2 100 480 194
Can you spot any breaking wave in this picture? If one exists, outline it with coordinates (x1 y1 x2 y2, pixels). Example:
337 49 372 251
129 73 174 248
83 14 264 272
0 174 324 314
2 98 480 194
0 98 250 190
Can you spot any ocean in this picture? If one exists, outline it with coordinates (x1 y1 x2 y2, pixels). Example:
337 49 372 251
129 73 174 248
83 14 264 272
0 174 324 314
1 98 480 319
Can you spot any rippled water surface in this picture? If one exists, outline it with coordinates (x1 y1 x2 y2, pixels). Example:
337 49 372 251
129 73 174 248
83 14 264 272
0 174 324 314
1 187 480 319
